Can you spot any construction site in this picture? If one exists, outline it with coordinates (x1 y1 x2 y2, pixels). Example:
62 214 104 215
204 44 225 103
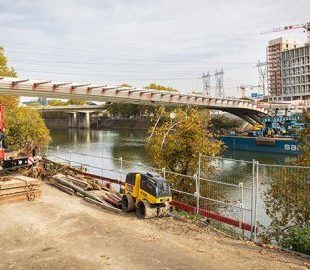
1 165 309 270
1 1 310 268
264 21 310 101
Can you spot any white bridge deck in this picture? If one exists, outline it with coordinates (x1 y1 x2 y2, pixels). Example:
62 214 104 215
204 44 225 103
0 77 270 123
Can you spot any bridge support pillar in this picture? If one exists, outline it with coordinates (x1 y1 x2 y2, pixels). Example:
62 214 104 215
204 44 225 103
78 111 90 129
68 112 77 128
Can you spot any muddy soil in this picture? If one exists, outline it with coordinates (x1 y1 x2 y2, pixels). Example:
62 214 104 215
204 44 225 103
0 183 309 270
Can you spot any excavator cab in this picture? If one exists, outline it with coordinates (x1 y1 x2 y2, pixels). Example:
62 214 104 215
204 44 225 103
122 172 172 218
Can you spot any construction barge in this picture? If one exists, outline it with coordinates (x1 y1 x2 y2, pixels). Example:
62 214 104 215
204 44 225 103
220 115 304 155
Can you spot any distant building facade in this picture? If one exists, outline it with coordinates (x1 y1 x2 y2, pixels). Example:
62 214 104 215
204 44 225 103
281 44 310 99
267 37 300 98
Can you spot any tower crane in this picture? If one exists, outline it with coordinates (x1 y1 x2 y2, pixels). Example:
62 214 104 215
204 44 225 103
261 21 310 44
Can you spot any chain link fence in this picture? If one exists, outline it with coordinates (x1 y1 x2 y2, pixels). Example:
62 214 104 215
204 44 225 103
45 146 310 244
256 163 310 244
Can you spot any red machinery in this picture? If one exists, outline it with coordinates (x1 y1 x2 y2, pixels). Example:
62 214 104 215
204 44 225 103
0 105 29 171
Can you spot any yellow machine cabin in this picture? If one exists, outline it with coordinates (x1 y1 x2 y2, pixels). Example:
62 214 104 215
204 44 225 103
121 172 172 218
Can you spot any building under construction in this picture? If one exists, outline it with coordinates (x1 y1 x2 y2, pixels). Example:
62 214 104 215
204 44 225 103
264 21 310 100
281 43 310 99
266 37 300 98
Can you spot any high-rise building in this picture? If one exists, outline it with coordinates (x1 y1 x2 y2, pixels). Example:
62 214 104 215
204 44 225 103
266 38 300 97
281 44 310 99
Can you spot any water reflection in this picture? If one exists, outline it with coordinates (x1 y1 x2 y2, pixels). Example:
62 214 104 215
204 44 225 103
50 128 149 166
49 128 299 229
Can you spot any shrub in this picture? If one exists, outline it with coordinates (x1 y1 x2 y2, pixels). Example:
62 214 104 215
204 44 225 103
280 226 310 255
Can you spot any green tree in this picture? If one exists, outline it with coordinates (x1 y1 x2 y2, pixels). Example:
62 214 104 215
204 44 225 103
25 101 41 107
106 84 178 118
297 112 310 166
261 113 310 253
48 99 67 106
210 114 244 132
106 103 142 118
67 98 87 105
6 107 51 154
146 108 224 205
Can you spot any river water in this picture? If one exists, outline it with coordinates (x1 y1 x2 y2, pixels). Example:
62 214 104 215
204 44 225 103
48 127 298 234
49 128 294 165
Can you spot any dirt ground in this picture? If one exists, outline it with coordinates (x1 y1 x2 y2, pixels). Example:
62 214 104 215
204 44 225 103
0 183 309 270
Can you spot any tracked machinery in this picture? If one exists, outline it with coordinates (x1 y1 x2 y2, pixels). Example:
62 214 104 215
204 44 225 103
0 105 30 172
121 172 172 218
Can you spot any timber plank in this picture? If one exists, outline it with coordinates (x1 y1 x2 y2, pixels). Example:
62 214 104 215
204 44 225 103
0 176 40 190
0 190 41 205
0 186 39 196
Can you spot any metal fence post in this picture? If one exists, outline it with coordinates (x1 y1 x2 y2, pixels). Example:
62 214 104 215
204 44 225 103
162 167 166 178
46 145 49 157
251 159 256 240
101 156 104 180
69 150 72 165
119 157 123 191
196 153 202 214
239 182 245 239
253 161 259 242
194 174 200 214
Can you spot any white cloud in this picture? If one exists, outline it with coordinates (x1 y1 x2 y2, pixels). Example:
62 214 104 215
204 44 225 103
0 0 309 97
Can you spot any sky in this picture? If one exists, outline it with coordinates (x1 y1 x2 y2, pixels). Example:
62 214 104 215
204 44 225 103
0 0 309 98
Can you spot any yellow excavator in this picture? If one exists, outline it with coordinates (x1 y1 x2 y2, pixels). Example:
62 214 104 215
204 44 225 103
121 172 172 218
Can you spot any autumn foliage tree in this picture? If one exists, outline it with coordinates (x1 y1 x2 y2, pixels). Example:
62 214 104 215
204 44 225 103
0 47 17 77
146 107 224 205
144 83 177 92
0 47 50 154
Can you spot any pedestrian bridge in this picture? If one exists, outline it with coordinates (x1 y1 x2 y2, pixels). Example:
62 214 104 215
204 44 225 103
0 77 270 124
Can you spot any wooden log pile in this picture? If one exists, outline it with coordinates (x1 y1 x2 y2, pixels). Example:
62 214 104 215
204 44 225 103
0 175 41 205
49 172 122 210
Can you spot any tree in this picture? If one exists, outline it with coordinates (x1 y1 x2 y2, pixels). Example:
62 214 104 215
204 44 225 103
297 112 310 166
0 47 50 154
48 99 67 106
146 108 223 173
261 112 310 253
144 83 177 92
0 96 19 110
262 166 310 246
106 103 144 118
67 98 87 106
0 47 17 77
146 107 224 206
210 114 244 132
6 107 51 154
0 47 19 109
